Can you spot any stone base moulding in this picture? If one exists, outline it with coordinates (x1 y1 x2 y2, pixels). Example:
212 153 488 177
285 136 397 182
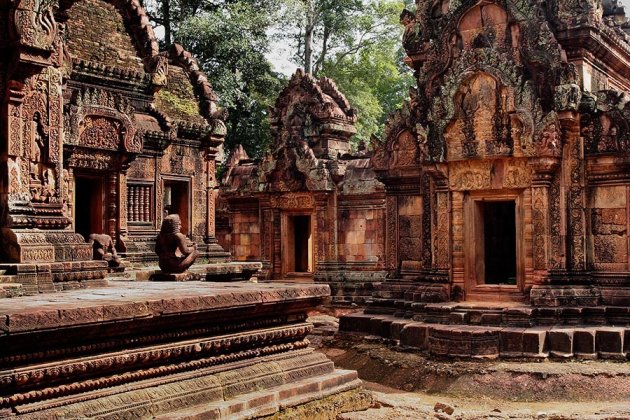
0 281 368 419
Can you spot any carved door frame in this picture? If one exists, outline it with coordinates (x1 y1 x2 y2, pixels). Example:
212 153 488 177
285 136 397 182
280 210 314 277
463 189 525 301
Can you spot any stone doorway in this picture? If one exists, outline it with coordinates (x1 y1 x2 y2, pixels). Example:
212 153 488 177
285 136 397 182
464 192 523 301
482 201 517 285
74 174 104 241
283 214 313 275
163 179 190 236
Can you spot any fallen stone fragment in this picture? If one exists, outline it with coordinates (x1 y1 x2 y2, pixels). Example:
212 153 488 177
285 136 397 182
435 401 455 415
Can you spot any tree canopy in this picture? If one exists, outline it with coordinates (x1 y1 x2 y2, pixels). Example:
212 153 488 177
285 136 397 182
144 0 414 157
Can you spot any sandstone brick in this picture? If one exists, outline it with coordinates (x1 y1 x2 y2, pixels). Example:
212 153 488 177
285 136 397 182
596 327 626 359
499 328 525 357
549 328 574 358
400 323 428 349
573 329 596 359
522 328 549 357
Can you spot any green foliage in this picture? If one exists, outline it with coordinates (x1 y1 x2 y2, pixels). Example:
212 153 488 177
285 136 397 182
318 0 414 147
146 0 413 156
175 1 285 158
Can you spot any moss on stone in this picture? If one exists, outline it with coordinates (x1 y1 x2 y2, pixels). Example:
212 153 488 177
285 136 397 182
157 89 200 118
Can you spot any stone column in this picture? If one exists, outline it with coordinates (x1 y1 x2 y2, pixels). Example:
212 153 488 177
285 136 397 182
117 170 128 250
385 194 398 273
528 157 560 283
107 172 117 244
561 112 587 272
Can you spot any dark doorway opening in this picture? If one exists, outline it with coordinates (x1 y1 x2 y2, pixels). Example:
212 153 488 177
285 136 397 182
163 180 189 235
75 175 104 241
293 215 311 272
482 201 516 285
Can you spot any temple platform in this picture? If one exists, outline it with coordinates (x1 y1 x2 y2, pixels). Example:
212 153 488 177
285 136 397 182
339 301 630 360
0 281 369 418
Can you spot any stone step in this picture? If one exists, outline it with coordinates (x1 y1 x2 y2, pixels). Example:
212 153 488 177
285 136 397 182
156 370 363 419
0 275 18 284
339 312 630 360
0 283 23 298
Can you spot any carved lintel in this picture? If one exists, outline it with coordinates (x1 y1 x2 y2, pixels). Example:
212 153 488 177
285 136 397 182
424 163 448 191
270 193 315 209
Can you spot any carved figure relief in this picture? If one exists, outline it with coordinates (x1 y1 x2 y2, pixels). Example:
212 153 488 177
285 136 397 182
447 73 513 160
391 130 419 168
65 89 139 153
79 116 122 150
29 112 57 203
449 161 492 191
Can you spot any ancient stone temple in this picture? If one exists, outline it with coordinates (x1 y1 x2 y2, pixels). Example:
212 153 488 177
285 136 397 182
0 1 369 417
219 70 386 303
341 0 630 358
0 0 234 293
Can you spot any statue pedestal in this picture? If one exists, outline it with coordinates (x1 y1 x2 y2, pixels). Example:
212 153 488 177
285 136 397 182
149 271 196 281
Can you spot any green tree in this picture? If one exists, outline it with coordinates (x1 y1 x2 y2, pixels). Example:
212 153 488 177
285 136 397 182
319 0 414 146
279 0 362 75
146 0 285 158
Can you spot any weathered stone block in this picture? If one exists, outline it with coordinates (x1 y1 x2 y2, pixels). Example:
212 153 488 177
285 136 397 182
549 328 574 358
573 328 596 359
596 327 626 359
522 328 549 357
339 313 373 333
500 328 525 357
150 271 196 281
400 323 428 349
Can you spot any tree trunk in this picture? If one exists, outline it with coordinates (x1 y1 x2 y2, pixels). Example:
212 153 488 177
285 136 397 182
162 0 172 46
304 22 313 74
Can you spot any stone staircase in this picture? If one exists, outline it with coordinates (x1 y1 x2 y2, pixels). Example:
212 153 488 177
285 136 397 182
339 303 630 360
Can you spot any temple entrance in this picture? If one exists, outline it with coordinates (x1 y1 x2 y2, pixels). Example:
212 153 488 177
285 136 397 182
74 174 104 241
282 214 313 275
482 201 516 285
464 193 523 301
163 179 190 235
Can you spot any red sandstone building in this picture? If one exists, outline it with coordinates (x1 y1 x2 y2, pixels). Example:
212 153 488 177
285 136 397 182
221 0 630 314
1 0 228 292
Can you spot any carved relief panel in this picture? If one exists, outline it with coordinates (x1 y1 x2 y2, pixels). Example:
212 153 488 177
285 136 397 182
445 73 514 160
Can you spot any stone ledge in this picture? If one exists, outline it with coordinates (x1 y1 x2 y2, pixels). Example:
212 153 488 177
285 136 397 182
0 281 329 334
339 311 630 360
136 261 262 282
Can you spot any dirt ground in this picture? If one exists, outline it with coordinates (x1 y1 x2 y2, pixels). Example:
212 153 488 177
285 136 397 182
308 313 630 420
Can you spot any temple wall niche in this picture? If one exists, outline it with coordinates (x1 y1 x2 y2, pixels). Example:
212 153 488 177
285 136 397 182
588 186 628 268
398 196 422 263
337 206 385 264
66 0 143 70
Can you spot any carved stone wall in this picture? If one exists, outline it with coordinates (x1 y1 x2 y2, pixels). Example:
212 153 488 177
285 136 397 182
1 0 226 281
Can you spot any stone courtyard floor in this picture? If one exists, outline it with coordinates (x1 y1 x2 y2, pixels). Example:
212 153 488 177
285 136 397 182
308 312 630 420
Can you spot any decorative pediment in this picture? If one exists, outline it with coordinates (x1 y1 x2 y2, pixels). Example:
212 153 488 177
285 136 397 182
270 69 356 159
64 88 142 153
373 99 428 172
9 0 59 55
